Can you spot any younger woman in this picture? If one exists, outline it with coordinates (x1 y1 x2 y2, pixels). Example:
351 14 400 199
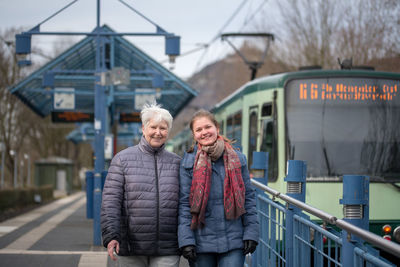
178 109 259 267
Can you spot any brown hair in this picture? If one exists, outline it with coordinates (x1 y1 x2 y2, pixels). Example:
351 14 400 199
189 109 219 132
187 109 233 153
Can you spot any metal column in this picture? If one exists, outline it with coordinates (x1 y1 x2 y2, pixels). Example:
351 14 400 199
93 0 107 245
284 160 307 267
340 175 369 266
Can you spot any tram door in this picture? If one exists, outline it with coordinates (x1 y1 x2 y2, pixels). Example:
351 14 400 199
260 100 278 181
248 106 258 167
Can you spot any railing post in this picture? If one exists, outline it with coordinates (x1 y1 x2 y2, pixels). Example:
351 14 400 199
85 171 94 219
250 151 269 267
251 151 268 185
340 175 369 267
284 160 307 267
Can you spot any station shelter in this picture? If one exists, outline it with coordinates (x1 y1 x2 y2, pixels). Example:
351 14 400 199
9 24 197 182
34 156 74 195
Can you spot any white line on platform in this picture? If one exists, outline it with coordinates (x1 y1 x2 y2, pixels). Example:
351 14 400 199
5 196 86 250
0 226 17 234
0 191 85 235
0 249 109 267
0 249 107 255
78 252 109 267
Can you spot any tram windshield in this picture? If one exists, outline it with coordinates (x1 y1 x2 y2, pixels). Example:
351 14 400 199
286 77 400 181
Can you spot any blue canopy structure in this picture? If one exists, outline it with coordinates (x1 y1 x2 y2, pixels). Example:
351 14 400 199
67 122 141 147
9 25 197 119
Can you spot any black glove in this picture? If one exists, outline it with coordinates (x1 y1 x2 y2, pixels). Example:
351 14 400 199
243 240 258 255
181 245 197 262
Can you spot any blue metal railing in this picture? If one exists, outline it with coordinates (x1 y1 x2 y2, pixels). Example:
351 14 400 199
354 247 394 267
294 214 341 266
248 159 400 267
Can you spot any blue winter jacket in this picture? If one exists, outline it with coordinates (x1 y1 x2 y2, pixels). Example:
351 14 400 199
178 146 259 253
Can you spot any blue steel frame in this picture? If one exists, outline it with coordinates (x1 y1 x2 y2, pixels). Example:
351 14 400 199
249 158 398 267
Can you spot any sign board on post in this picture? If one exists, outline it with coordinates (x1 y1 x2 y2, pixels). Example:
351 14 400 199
111 67 130 85
119 112 141 123
51 112 94 123
54 88 75 110
135 88 156 110
104 135 113 160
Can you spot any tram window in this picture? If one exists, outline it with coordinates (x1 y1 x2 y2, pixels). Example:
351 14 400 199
226 112 242 148
262 103 272 116
218 120 224 135
227 117 233 139
260 119 278 181
233 112 242 147
248 110 258 166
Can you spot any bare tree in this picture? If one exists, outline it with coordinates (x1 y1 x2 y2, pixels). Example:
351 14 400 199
335 0 400 65
264 0 400 69
0 29 91 188
0 28 31 186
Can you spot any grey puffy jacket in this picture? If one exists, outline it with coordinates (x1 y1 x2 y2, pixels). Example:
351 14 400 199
101 136 181 256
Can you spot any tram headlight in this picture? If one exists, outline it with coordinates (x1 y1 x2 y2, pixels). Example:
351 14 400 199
393 226 400 243
382 224 392 235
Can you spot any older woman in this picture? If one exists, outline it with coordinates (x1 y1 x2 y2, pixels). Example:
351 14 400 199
178 109 259 267
101 103 181 267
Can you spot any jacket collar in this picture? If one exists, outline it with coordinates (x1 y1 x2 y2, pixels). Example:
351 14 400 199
138 135 165 154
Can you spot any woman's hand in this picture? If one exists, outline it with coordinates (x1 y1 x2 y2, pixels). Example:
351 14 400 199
107 240 120 261
181 245 197 262
243 240 257 255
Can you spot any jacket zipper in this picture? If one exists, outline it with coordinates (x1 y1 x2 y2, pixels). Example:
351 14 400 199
154 152 160 253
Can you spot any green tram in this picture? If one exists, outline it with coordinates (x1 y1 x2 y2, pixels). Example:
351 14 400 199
172 68 400 242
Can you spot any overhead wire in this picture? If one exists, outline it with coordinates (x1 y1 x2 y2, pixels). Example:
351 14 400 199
193 0 249 73
160 0 270 74
192 0 270 74
239 0 269 31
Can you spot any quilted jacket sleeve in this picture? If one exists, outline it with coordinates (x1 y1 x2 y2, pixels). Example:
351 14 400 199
178 152 196 248
239 153 260 243
101 154 125 248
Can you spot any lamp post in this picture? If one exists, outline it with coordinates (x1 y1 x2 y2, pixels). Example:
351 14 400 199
9 150 18 188
0 142 5 188
20 159 24 187
24 154 31 187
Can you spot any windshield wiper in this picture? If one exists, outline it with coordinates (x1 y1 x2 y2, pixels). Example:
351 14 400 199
322 146 332 176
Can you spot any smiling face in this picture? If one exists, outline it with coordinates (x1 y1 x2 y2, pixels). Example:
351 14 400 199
142 118 169 148
192 116 219 146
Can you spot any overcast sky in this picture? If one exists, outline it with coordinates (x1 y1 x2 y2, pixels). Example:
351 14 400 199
0 0 273 79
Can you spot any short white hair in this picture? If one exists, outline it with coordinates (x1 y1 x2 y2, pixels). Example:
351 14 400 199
140 103 173 130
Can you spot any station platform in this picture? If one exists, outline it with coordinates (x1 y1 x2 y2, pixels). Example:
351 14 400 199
0 191 189 267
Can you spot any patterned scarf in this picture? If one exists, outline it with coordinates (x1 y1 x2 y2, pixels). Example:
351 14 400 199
189 136 246 229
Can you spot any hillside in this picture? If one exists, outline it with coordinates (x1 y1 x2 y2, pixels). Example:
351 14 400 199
170 49 289 137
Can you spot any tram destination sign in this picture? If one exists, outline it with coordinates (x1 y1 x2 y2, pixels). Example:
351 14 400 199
294 78 399 102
